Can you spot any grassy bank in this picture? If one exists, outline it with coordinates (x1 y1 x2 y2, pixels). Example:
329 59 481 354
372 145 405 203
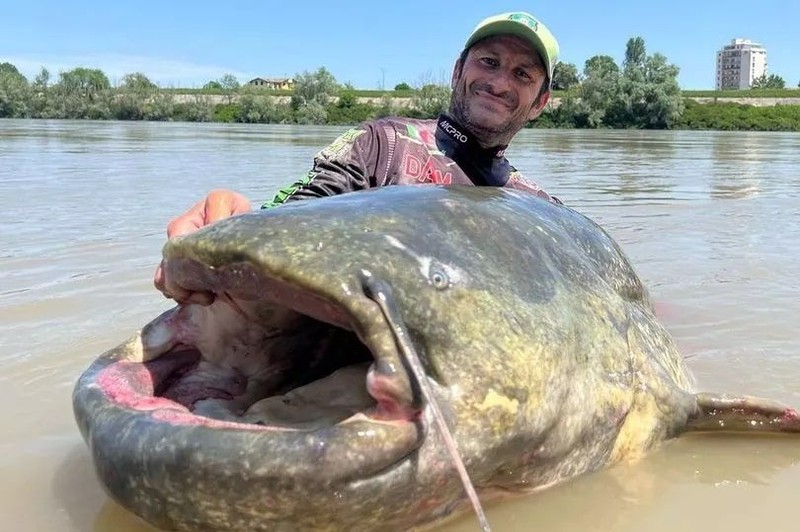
675 100 800 131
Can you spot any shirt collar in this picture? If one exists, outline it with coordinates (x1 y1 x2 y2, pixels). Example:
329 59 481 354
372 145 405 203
435 113 508 159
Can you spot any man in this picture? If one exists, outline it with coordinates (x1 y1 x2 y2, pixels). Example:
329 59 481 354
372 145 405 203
156 11 561 303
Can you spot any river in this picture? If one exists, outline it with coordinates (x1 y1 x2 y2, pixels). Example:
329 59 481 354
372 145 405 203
1 119 799 531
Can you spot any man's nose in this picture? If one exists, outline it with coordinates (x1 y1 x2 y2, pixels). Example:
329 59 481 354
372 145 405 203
485 69 513 94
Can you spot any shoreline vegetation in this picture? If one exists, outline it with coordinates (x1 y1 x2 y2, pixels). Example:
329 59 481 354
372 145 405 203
3 37 800 131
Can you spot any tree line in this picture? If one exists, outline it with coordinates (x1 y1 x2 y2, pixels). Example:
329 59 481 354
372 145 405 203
2 37 799 130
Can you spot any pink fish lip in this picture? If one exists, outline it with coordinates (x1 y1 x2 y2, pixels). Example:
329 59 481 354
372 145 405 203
94 352 422 431
92 343 423 431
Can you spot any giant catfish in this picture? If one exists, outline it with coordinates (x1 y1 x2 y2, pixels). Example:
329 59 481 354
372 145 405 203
73 185 800 531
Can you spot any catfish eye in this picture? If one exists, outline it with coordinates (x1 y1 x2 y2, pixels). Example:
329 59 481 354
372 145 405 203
428 265 451 290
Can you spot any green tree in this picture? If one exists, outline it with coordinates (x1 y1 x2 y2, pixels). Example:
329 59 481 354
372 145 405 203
121 72 157 92
411 83 451 118
203 80 223 90
326 89 375 124
173 95 213 122
552 62 580 90
558 39 683 129
623 37 647 78
57 68 110 99
114 73 157 120
751 74 786 89
143 92 175 121
294 100 327 124
570 55 622 127
608 40 683 128
33 67 50 89
216 73 240 104
30 67 51 117
238 92 290 123
0 63 30 117
0 62 27 82
48 67 111 118
218 74 240 91
584 55 620 79
337 90 357 108
291 67 338 107
394 82 411 91
631 52 684 128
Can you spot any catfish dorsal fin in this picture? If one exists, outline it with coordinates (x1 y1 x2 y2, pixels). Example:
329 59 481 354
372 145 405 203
687 392 800 434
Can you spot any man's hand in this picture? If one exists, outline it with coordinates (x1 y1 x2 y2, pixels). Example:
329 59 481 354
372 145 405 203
154 189 252 304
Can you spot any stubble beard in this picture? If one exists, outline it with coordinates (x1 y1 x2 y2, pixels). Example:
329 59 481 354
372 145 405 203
448 80 528 148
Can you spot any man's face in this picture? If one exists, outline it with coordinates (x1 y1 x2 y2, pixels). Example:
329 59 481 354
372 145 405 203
450 35 550 146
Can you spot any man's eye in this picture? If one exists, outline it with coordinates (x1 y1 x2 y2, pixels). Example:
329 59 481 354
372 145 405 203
481 57 499 67
516 69 532 79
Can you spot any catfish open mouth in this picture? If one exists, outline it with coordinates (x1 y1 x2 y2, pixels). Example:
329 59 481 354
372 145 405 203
118 257 424 433
77 237 490 530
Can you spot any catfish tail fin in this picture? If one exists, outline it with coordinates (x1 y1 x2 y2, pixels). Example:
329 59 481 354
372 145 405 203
688 392 800 433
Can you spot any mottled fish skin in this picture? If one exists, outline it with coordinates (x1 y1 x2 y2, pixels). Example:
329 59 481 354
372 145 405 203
75 185 703 531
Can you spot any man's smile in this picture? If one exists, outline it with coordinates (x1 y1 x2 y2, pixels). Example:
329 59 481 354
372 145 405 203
470 86 515 112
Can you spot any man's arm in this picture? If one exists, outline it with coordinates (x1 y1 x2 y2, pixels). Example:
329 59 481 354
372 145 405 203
154 121 388 302
262 122 385 208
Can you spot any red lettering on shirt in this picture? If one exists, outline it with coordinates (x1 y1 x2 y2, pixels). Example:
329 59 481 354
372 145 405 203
404 154 422 178
403 153 452 184
421 158 453 184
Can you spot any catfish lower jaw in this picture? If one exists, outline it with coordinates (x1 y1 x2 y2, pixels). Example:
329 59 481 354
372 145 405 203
85 307 424 495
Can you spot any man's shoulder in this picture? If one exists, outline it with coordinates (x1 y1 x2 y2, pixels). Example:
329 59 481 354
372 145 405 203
316 116 436 162
325 116 436 144
363 115 437 135
332 116 438 156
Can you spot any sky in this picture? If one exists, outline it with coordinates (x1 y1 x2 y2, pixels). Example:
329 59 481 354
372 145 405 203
1 0 797 90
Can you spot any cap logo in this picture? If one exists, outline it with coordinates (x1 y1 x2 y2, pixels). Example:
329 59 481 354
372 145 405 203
507 13 538 32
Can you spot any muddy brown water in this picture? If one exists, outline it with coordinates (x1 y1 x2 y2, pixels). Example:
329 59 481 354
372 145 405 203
1 119 799 531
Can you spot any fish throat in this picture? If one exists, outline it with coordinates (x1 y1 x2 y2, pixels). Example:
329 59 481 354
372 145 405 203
134 258 423 430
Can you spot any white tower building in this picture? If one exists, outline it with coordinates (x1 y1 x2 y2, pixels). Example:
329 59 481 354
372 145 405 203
715 39 767 90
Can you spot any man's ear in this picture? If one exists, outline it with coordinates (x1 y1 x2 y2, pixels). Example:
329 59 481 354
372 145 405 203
451 59 461 90
528 90 551 120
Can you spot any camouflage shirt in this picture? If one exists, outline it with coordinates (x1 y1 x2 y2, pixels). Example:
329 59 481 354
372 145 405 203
262 113 561 208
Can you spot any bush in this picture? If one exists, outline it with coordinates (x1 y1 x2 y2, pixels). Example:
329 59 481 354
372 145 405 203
213 103 240 123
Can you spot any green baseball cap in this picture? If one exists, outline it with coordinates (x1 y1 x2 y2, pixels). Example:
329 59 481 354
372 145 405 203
464 12 560 82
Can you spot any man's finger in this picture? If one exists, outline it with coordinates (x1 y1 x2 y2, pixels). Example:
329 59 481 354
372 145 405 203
154 263 166 293
167 199 206 238
157 190 250 303
204 190 251 224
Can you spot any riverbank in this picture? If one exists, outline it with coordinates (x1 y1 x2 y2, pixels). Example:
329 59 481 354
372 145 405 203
4 89 800 131
167 93 800 109
5 59 800 130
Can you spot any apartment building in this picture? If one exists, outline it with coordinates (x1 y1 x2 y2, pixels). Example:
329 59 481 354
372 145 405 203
715 38 768 90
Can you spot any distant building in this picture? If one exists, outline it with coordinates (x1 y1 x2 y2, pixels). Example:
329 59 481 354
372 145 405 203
715 39 767 90
247 77 295 90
